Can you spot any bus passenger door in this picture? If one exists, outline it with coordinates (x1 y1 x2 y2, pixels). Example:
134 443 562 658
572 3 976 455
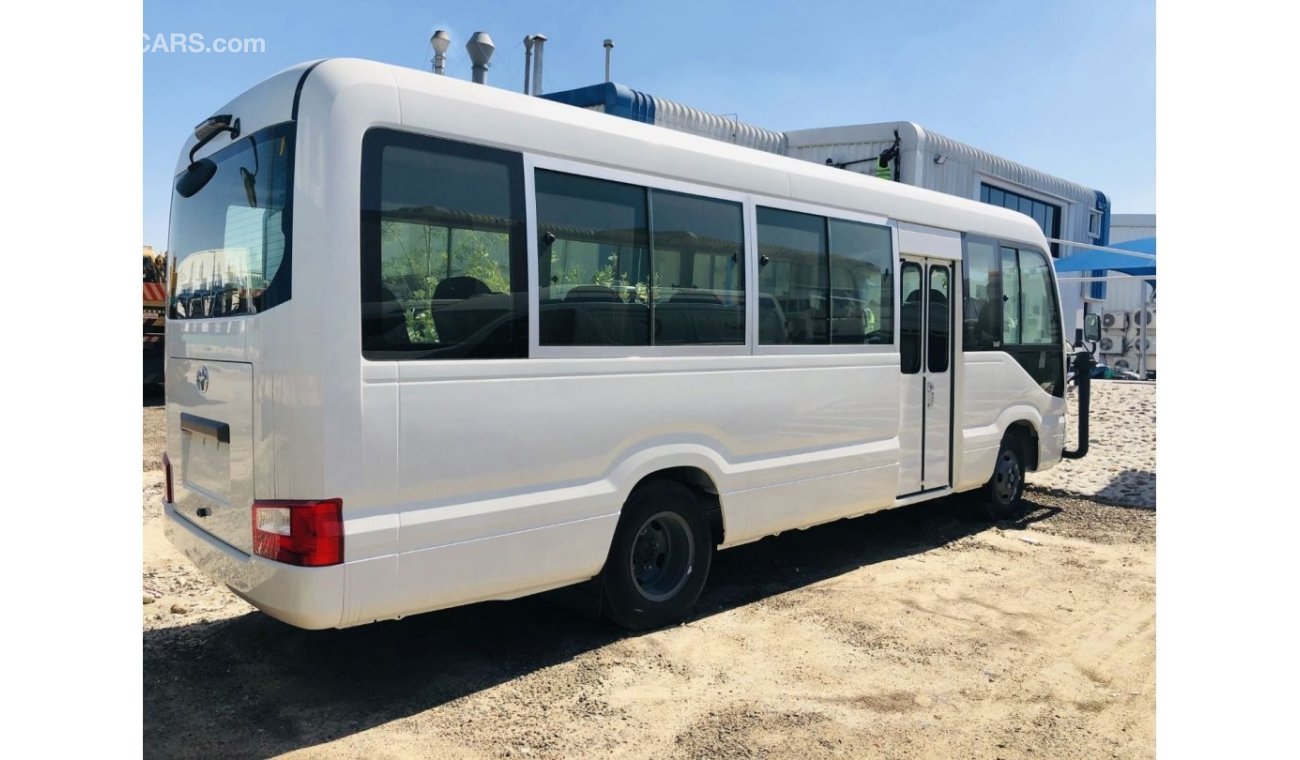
898 257 953 495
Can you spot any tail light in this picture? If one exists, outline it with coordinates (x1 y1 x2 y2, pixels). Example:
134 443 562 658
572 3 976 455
162 452 174 504
251 499 344 567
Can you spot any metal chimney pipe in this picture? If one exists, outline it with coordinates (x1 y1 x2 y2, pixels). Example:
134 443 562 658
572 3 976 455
604 39 614 83
466 31 495 85
431 30 451 75
531 34 547 95
523 35 535 95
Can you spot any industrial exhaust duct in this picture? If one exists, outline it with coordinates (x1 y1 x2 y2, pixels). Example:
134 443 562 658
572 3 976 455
466 31 495 84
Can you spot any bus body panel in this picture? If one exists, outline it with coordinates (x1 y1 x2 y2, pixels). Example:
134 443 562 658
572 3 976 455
163 58 1070 630
956 351 1066 491
165 501 344 629
167 357 256 554
287 60 402 515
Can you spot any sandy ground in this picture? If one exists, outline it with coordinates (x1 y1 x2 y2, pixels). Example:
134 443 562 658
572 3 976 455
1027 381 1156 508
142 384 1155 759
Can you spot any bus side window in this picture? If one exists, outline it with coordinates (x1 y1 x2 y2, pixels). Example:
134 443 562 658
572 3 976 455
535 170 651 347
1001 246 1021 346
757 207 827 345
828 218 893 345
899 263 923 373
962 238 1000 351
928 266 950 373
649 190 745 346
360 129 527 360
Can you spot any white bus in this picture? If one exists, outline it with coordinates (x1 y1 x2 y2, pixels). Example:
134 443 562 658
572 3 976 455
163 58 1088 631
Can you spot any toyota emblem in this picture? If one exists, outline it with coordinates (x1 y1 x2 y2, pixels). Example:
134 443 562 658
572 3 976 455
196 366 210 394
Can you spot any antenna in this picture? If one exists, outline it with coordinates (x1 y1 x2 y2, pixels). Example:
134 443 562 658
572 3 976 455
430 30 450 75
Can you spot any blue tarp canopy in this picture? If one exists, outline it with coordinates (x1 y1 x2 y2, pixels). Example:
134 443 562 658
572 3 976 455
1054 237 1156 276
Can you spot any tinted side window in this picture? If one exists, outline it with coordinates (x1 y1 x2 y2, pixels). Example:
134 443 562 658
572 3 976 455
928 265 950 373
650 190 745 345
757 207 827 345
536 171 650 346
899 263 923 374
1018 248 1061 345
1001 246 1021 346
361 130 527 360
962 238 1000 351
828 219 893 344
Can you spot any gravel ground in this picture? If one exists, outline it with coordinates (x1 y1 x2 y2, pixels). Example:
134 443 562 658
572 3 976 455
1027 381 1156 508
142 384 1155 759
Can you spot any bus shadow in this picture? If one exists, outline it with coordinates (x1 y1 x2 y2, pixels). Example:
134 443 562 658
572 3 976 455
1095 469 1156 510
142 494 1058 758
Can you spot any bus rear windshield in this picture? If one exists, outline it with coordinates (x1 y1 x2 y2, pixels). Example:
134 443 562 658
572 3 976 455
168 122 294 319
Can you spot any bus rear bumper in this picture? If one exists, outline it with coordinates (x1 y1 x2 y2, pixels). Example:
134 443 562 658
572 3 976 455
163 501 345 629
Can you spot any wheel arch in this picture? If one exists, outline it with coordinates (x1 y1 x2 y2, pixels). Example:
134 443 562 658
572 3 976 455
994 405 1043 471
629 466 725 547
1003 419 1040 470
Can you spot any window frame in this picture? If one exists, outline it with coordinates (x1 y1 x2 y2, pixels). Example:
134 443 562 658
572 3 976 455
962 235 1062 348
169 121 297 320
359 127 530 361
747 193 897 356
534 168 653 348
960 235 1002 351
1010 245 1064 347
526 154 754 358
898 261 924 375
524 155 898 358
961 233 1065 396
927 263 951 374
827 216 896 347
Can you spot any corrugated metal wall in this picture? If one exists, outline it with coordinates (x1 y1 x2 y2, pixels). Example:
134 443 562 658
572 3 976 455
652 97 788 154
540 86 1113 338
919 128 1100 227
786 122 1101 247
787 137 900 176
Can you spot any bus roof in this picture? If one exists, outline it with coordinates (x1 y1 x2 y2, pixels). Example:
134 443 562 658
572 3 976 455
189 58 1048 252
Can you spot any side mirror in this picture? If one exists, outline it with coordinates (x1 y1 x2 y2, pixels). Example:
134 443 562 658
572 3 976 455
1083 313 1102 343
175 158 217 199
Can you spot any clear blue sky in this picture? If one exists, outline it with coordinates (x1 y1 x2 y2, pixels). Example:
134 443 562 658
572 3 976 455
143 0 1154 249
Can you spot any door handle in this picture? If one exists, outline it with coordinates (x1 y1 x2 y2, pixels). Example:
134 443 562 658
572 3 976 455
926 379 935 407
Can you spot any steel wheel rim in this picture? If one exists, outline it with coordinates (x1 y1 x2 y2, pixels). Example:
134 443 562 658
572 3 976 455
994 450 1021 504
629 511 694 602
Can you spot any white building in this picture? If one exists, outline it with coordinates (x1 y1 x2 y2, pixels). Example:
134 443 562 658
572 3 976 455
1081 214 1156 376
1109 213 1156 243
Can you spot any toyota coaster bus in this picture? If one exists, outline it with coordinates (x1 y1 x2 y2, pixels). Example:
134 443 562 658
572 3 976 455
162 58 1089 631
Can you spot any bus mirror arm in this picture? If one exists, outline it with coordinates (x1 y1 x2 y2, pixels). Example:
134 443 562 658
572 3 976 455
176 116 242 199
1062 350 1094 460
187 115 241 165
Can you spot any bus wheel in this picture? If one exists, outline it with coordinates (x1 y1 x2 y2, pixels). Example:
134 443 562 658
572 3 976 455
601 480 713 631
982 437 1027 521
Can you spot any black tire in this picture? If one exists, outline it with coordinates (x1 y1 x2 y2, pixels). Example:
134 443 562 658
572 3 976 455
601 480 713 631
981 435 1027 521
